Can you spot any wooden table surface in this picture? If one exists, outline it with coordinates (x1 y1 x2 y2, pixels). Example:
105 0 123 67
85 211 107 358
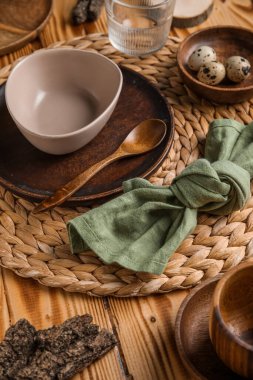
0 1 253 379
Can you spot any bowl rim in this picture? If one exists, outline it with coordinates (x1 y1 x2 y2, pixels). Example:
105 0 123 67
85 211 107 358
177 25 253 93
212 261 253 352
5 48 123 139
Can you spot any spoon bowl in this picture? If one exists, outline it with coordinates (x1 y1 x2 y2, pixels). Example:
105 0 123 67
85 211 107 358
33 119 167 213
120 119 167 154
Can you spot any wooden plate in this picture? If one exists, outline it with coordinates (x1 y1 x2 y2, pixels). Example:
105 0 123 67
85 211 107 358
0 0 53 56
175 276 243 380
177 26 253 104
0 66 174 205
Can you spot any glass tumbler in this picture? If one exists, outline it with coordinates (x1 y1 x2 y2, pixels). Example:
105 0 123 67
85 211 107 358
105 0 175 56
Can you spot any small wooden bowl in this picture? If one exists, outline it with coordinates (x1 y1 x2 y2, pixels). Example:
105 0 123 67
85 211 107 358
210 262 253 378
175 276 242 380
177 26 253 104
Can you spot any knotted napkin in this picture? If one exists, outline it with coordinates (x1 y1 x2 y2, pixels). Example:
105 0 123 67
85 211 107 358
67 119 253 274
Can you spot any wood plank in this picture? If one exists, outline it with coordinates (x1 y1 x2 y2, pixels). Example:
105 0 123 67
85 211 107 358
0 267 10 339
39 0 85 46
1 268 125 380
108 292 192 380
85 7 108 34
0 41 38 67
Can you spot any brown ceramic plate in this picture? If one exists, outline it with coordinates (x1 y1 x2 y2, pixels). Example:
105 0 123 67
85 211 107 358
177 26 253 104
0 0 53 56
0 66 174 205
175 276 243 380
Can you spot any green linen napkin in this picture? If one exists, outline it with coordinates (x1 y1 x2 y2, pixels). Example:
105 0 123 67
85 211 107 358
67 119 253 274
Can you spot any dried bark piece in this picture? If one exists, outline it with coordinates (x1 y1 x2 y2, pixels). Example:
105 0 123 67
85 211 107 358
16 329 117 379
36 314 96 353
87 0 104 22
1 315 117 380
72 0 90 25
0 319 36 379
72 0 104 24
57 329 117 379
15 350 63 380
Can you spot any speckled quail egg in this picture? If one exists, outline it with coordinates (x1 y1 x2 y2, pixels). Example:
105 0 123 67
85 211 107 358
197 61 226 86
188 46 217 71
225 56 251 83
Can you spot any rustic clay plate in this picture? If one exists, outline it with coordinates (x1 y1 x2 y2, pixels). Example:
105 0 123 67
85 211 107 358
177 26 253 104
175 276 243 380
0 66 174 205
0 0 53 56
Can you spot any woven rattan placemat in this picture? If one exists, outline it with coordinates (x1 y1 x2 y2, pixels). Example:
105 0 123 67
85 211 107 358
0 34 253 297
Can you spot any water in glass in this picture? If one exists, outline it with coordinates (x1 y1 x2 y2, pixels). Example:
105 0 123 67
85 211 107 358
105 0 176 56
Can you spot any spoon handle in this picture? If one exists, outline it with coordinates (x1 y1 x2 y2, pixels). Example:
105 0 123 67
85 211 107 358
33 149 126 214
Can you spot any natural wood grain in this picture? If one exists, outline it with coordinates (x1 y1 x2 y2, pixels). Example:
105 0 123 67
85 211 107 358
0 1 253 380
0 23 30 35
1 268 125 380
0 267 11 338
39 0 85 46
0 0 52 55
172 0 253 39
85 7 108 34
108 292 191 380
210 262 253 378
173 0 214 28
0 42 37 67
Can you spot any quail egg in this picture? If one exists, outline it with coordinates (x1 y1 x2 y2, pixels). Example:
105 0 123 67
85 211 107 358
197 61 226 86
188 46 217 71
226 56 251 83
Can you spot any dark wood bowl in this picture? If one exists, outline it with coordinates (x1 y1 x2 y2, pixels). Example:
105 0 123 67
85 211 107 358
177 26 253 104
175 276 242 380
210 262 253 378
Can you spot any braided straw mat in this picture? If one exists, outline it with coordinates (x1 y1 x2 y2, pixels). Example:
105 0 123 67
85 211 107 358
1 34 253 297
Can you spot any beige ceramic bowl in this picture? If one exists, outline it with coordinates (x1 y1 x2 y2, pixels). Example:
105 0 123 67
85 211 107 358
5 49 123 154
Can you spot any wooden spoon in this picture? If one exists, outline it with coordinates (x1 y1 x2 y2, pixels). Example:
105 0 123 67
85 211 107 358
33 119 167 213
